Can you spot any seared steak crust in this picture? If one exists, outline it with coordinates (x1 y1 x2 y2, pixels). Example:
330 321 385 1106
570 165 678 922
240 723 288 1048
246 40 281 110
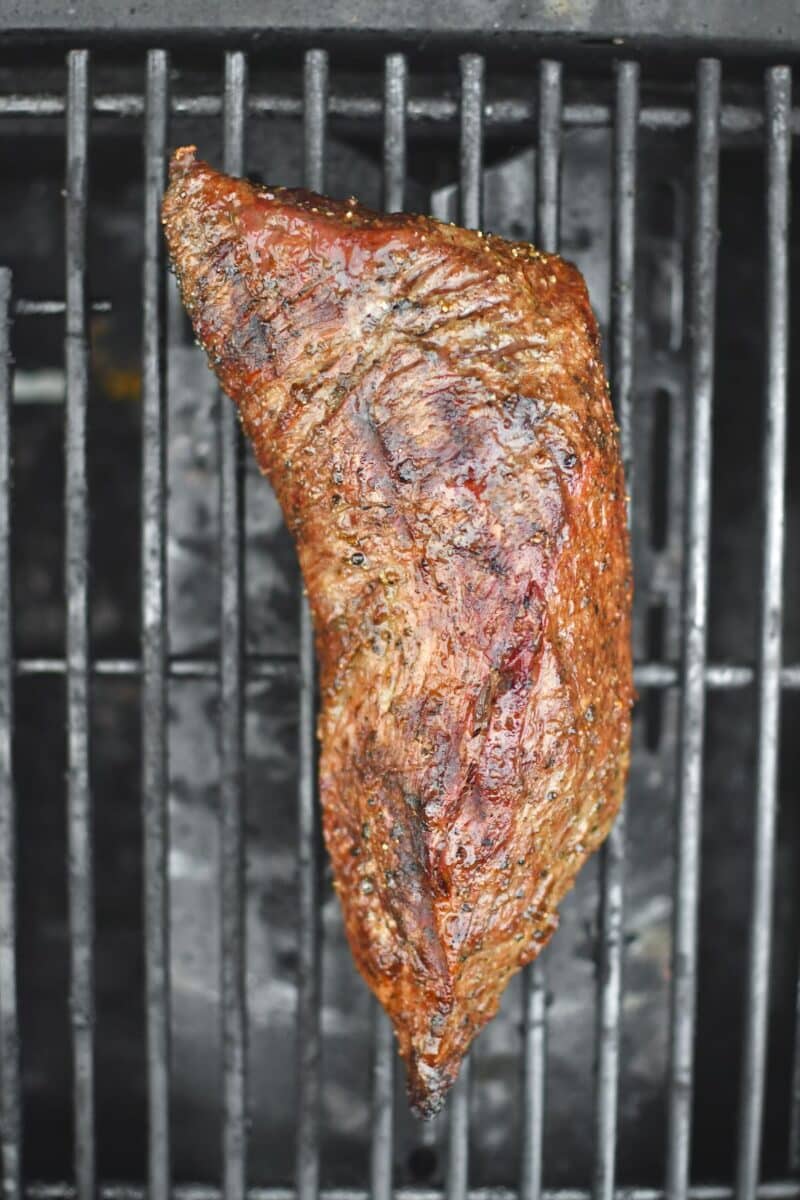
163 147 633 1116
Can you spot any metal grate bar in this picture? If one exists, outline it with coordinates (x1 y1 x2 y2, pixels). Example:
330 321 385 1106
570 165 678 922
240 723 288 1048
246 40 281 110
459 54 484 231
4 91 800 137
19 1184 800 1200
141 46 171 1200
369 1003 394 1200
220 48 249 1200
666 58 721 1200
0 268 20 1200
610 62 639 510
15 656 294 680
521 966 547 1200
443 51 486 1200
13 299 110 316
297 47 328 1200
367 49 407 1200
791 972 800 1171
735 64 793 1200
536 61 562 255
520 57 562 1200
592 59 639 1200
447 1061 471 1200
64 48 96 1200
10 655 800 689
382 53 407 214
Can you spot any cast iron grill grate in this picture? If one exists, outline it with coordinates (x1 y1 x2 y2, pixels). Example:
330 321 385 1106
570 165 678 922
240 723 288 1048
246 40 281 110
0 29 798 1200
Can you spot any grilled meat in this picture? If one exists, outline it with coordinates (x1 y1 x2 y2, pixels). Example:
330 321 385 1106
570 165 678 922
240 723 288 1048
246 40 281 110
162 146 633 1117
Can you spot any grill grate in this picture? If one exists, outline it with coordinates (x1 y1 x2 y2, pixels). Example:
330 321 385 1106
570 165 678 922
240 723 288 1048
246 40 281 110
0 37 798 1200
0 265 19 1200
738 65 792 1200
141 46 170 1200
64 49 94 1200
667 57 721 1200
297 49 326 1200
593 58 638 1200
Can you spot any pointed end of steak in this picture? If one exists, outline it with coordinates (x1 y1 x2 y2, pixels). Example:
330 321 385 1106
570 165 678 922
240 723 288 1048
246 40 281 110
406 1057 452 1120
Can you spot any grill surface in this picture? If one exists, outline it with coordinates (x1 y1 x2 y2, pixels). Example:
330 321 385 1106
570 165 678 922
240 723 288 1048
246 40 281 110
0 23 798 1200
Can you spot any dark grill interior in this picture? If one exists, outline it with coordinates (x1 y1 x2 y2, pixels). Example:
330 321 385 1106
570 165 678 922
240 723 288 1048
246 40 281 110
0 25 799 1200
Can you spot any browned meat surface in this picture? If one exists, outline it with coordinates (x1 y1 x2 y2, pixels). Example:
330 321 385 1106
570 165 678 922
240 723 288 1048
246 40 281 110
162 147 633 1117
